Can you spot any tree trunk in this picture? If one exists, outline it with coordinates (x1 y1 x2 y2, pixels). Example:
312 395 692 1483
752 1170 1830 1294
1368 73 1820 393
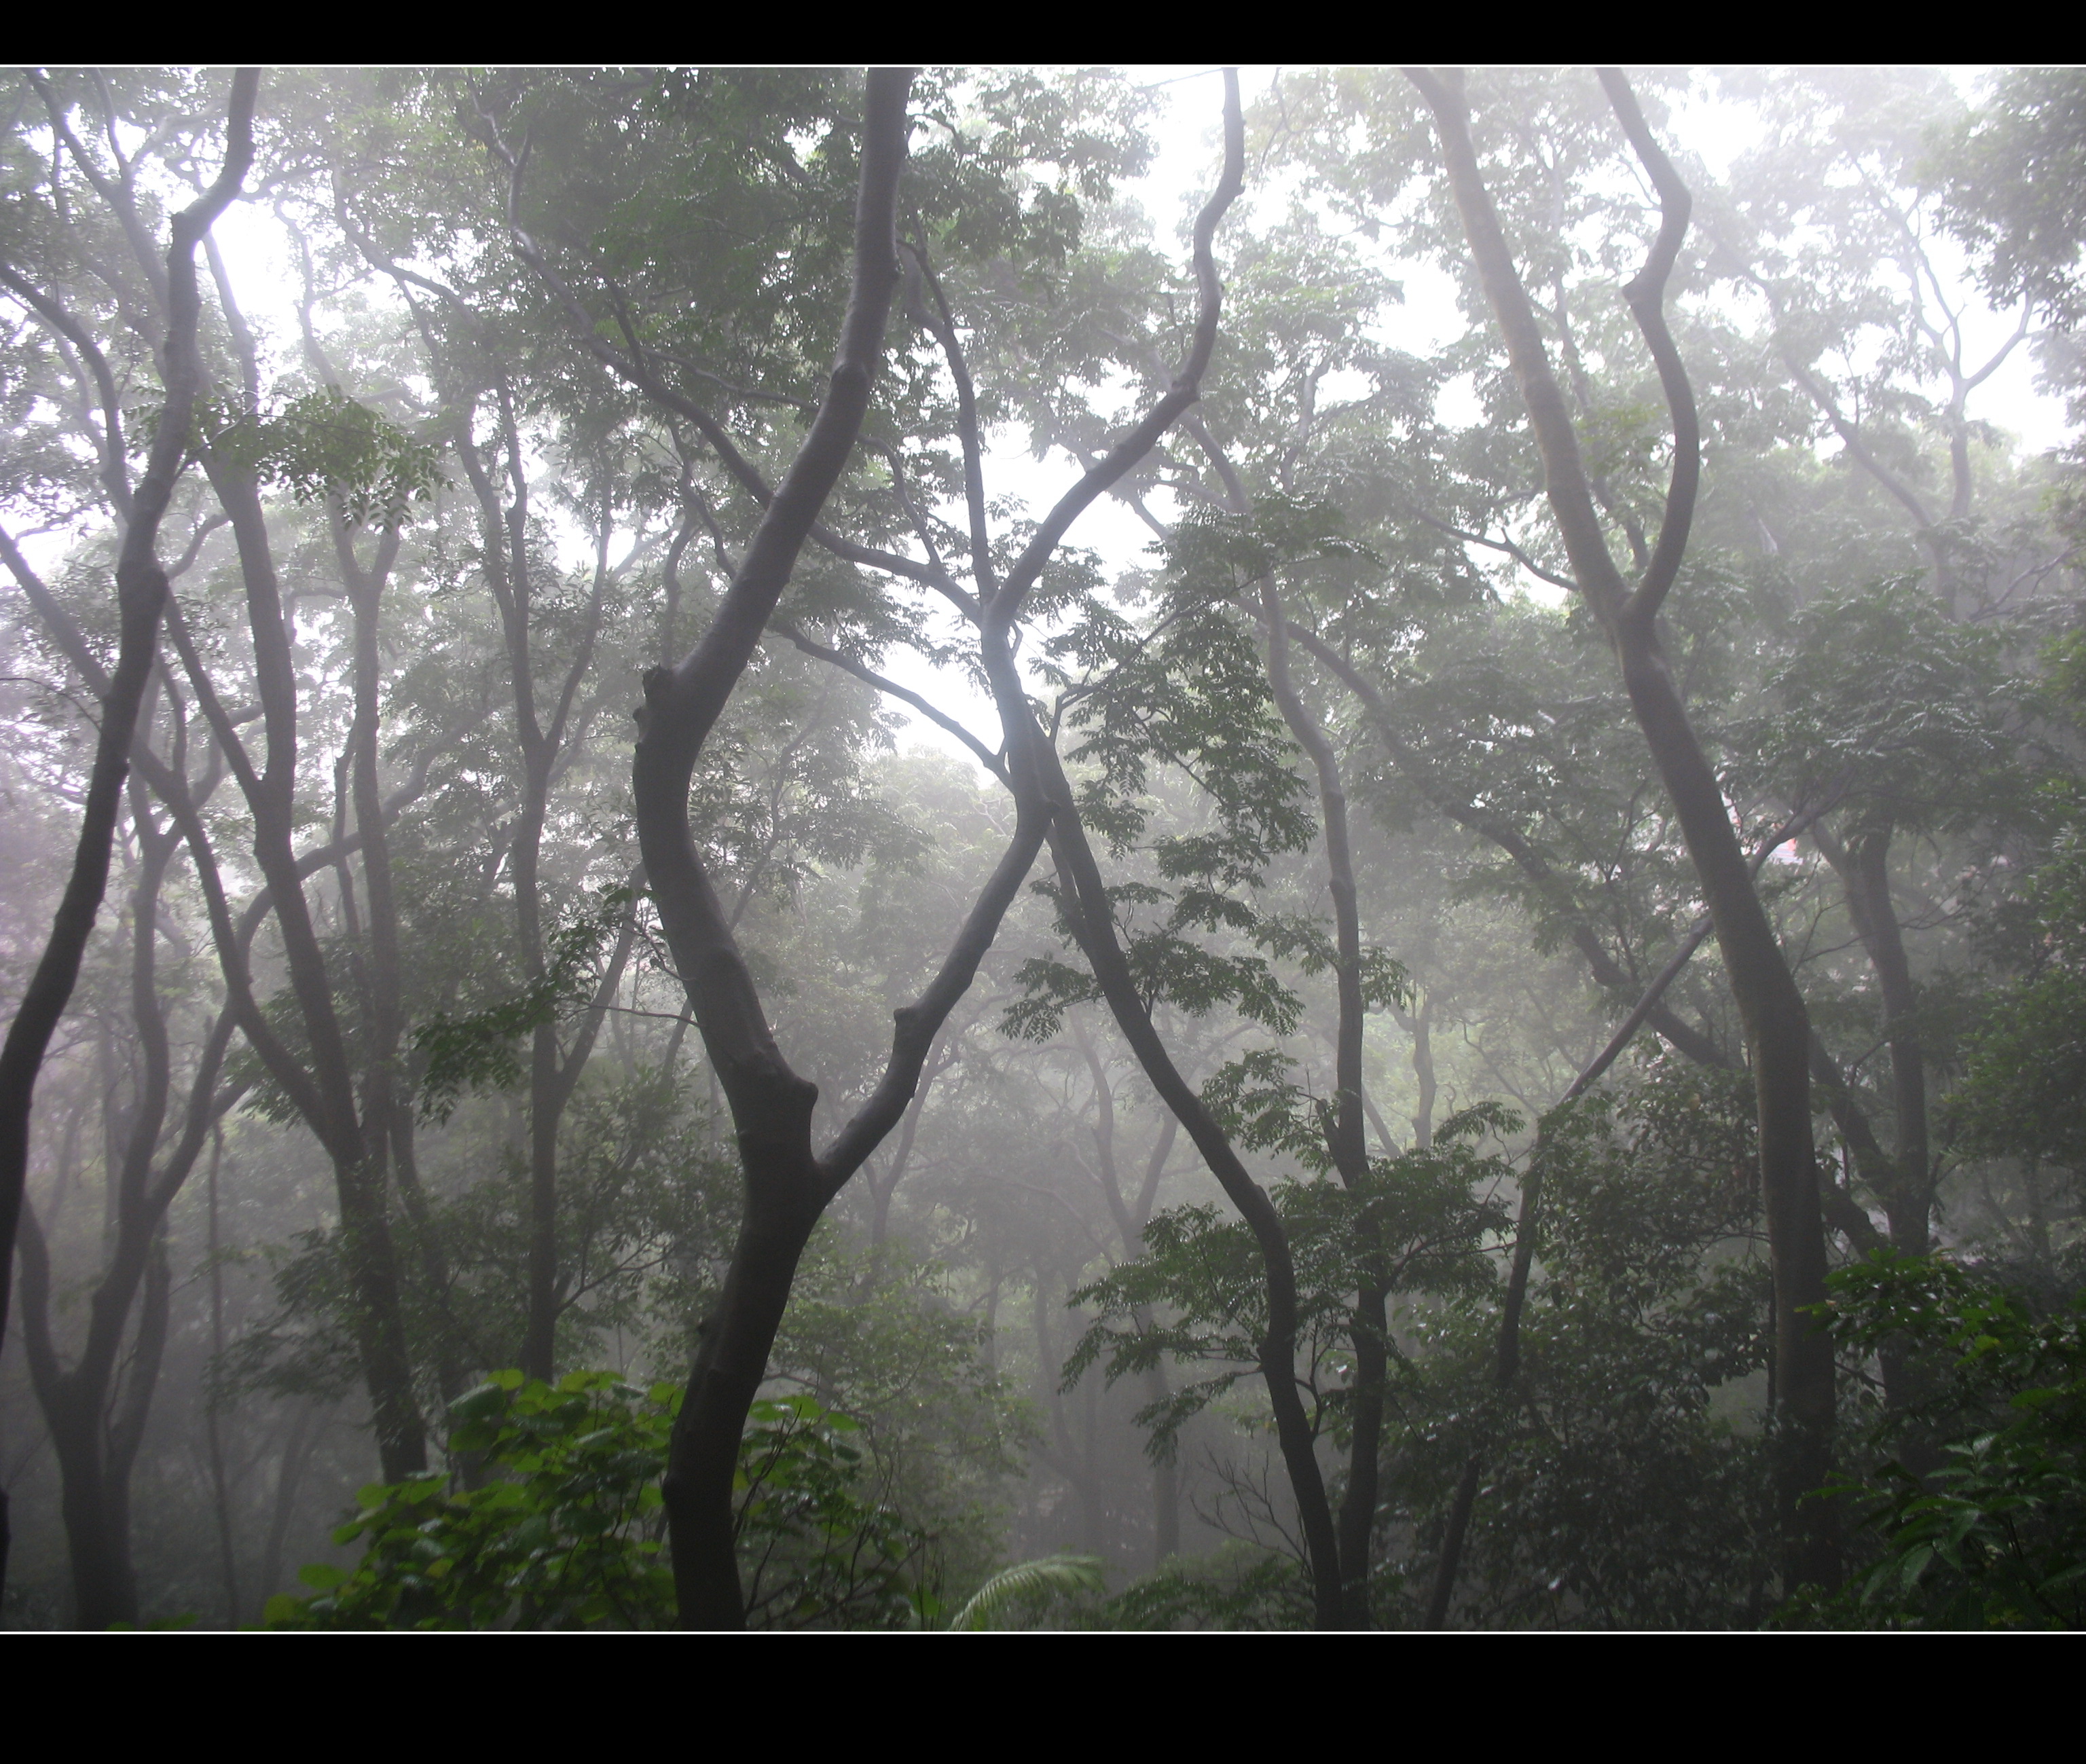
1150 1365 1182 1564
1040 804 1347 1626
0 77 255 1593
1260 579 1385 1628
643 69 1246 1625
14 760 240 1626
636 73 916 1627
1820 824 1931 1251
1409 66 1837 1592
184 444 424 1481
967 89 1342 1605
454 420 617 1386
205 1126 242 1625
259 1401 321 1609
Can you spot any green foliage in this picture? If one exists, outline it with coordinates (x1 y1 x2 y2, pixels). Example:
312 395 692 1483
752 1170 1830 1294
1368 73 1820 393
1002 506 1407 1048
1755 576 2016 835
1947 819 2086 1173
1067 496 1366 887
219 1066 736 1401
191 387 441 525
1201 1046 1338 1171
263 1371 675 1630
945 1553 1106 1630
1934 68 2086 321
263 1374 936 1630
733 1231 1033 1604
411 887 636 1124
1069 1109 1512 1460
734 1394 939 1630
1387 1069 1778 1629
1799 1251 2086 1628
429 1070 741 1365
1099 1545 1312 1630
18 58 2086 1637
1163 494 1383 593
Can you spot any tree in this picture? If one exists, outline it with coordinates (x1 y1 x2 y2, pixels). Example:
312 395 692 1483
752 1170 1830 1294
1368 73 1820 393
1403 65 1835 1587
0 69 255 1599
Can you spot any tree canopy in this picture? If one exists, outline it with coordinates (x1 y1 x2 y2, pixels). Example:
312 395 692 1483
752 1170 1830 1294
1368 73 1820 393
1 63 2081 1632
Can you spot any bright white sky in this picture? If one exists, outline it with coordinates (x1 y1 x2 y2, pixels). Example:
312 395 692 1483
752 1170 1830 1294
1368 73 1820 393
41 67 2076 776
877 65 2076 766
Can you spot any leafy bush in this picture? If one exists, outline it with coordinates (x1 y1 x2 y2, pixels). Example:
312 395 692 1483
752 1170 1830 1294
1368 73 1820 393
1387 1068 1778 1630
1799 1251 2086 1629
265 1372 934 1630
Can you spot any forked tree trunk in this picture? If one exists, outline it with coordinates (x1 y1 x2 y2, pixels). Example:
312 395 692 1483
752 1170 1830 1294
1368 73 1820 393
0 73 255 1594
638 69 1255 1628
1409 65 1837 1592
187 460 425 1483
634 73 918 1627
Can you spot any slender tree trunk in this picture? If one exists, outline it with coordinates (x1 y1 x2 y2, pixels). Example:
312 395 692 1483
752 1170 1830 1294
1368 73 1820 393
204 1125 242 1625
1033 1274 1108 1556
103 1227 170 1598
962 75 1337 1614
1150 1369 1182 1564
1040 805 1346 1625
259 1401 321 1607
636 73 917 1627
0 76 255 1592
1409 67 1836 1591
867 1037 942 1252
456 425 617 1386
1072 1027 1188 1566
1820 824 1930 1251
172 365 424 1478
17 775 189 1626
668 1159 826 1626
1406 995 1438 1148
1260 579 1385 1628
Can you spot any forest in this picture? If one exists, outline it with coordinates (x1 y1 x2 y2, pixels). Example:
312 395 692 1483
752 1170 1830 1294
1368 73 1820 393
1 63 2082 1632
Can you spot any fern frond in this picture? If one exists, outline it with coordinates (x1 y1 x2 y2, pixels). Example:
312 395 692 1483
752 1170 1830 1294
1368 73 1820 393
948 1555 1107 1630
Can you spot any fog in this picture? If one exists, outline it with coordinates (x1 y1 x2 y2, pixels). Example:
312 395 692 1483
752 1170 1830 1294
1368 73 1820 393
1 65 2081 1631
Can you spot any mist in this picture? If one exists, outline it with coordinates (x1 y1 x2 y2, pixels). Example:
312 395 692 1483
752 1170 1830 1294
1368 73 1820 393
2 65 2081 1632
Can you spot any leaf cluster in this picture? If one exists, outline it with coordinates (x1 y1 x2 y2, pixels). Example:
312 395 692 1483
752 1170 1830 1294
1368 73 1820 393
1800 1251 2086 1628
1067 1107 1513 1460
189 387 441 526
263 1373 938 1630
411 886 636 1124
